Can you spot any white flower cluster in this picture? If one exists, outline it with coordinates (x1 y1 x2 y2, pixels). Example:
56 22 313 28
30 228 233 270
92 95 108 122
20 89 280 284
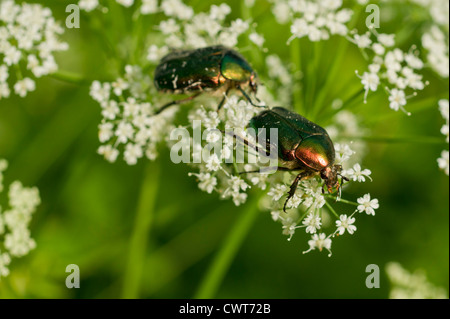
410 0 449 27
351 28 426 114
258 54 294 106
78 0 146 13
267 142 377 257
0 159 41 279
79 0 158 13
270 0 353 43
185 96 261 207
422 26 449 78
147 2 250 63
438 99 449 175
402 0 449 77
386 262 448 299
0 0 68 100
92 65 177 165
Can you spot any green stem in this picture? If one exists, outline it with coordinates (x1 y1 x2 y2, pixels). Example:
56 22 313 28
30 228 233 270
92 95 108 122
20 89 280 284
305 41 321 119
341 135 447 144
313 5 363 118
326 196 358 206
122 161 160 299
194 194 261 299
323 87 370 120
324 200 340 218
49 70 91 86
290 38 304 114
240 1 263 67
366 96 444 123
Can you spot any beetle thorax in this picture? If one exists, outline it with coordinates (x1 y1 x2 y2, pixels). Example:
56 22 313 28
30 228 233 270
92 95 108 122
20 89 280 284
294 136 332 171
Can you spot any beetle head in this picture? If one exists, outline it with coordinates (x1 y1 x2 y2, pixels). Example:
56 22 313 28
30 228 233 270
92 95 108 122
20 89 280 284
320 164 347 195
249 73 258 93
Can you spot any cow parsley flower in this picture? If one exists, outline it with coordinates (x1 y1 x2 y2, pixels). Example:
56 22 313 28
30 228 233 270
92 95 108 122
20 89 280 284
147 1 249 56
92 65 176 164
437 99 449 175
335 214 357 235
78 0 140 12
386 262 448 299
345 164 372 182
262 54 294 106
437 150 449 176
357 194 379 216
282 0 353 43
352 28 426 113
406 0 449 77
0 159 41 279
0 0 68 99
78 0 99 11
303 233 333 257
249 32 265 48
302 213 322 234
422 26 449 78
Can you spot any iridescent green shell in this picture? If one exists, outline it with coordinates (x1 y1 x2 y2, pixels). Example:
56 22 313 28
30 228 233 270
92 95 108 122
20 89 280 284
249 107 335 171
220 51 254 82
154 45 255 92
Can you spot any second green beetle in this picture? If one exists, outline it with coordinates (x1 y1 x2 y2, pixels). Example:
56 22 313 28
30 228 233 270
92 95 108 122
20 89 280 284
154 45 261 114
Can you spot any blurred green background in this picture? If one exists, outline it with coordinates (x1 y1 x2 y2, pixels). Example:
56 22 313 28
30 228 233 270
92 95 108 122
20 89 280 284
0 0 448 298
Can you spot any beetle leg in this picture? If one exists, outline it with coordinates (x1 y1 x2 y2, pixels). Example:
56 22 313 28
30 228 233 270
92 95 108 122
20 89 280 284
217 87 232 112
336 174 348 200
237 86 265 108
239 166 299 175
154 92 202 115
283 171 309 213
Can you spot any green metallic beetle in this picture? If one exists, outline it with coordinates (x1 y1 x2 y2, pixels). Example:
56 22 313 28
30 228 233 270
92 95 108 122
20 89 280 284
154 45 261 115
248 107 348 212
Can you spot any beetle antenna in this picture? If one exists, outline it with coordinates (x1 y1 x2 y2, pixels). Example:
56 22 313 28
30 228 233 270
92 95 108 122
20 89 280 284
237 86 266 108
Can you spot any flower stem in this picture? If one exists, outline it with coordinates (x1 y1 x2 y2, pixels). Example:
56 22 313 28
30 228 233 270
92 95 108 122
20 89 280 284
49 70 91 86
341 135 447 144
122 161 160 299
290 38 304 115
312 5 363 118
194 195 261 299
305 41 322 119
327 196 358 206
325 200 340 218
